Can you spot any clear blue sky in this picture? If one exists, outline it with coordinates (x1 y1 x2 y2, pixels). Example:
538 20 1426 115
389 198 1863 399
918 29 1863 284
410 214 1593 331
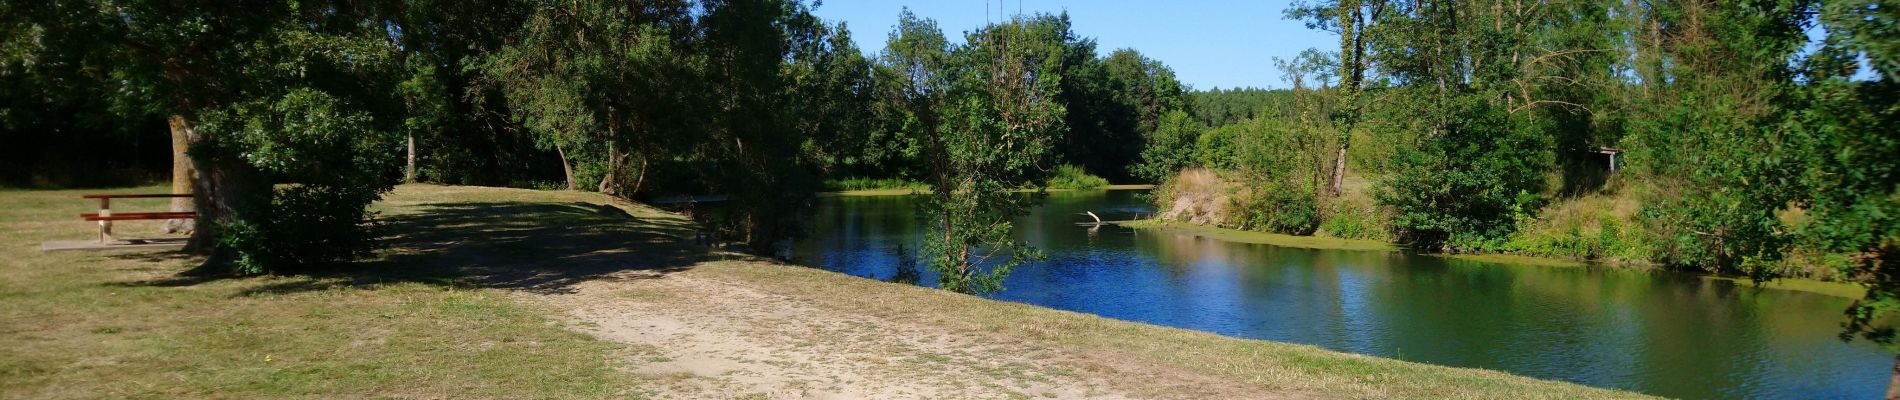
808 0 1333 91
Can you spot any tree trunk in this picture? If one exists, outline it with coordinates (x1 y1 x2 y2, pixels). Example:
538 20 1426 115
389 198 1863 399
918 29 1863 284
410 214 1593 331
1888 353 1900 400
1329 144 1350 196
188 158 264 268
163 115 197 234
403 133 416 183
179 116 266 271
555 143 577 191
630 154 649 196
597 141 621 195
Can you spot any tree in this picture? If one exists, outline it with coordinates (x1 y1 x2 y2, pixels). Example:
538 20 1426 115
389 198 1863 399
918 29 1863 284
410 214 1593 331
4 1 410 273
1784 0 1900 395
914 14 1068 295
1620 0 1811 273
1130 109 1203 182
1289 0 1381 197
479 0 697 197
864 9 951 183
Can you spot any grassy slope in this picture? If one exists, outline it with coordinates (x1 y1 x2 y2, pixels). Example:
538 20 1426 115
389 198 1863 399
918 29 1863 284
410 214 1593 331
3 184 1644 399
0 186 636 399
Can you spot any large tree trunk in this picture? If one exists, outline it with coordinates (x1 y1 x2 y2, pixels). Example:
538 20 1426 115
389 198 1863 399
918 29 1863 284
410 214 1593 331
163 115 197 234
403 133 417 183
180 115 267 270
555 143 577 191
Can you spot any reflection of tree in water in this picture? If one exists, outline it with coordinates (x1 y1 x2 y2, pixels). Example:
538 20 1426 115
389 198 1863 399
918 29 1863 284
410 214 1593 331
889 243 921 286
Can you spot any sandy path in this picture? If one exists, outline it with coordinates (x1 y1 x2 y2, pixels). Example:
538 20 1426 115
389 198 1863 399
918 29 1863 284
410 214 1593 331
527 271 1139 400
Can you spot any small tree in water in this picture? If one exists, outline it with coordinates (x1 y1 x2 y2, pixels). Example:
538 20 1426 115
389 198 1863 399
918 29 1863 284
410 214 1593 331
891 13 1068 294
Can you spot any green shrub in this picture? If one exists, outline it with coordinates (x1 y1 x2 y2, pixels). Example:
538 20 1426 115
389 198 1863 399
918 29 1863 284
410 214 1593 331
1375 97 1550 251
1230 184 1320 235
823 177 930 192
216 186 386 274
1046 165 1108 190
198 88 402 274
1317 196 1391 241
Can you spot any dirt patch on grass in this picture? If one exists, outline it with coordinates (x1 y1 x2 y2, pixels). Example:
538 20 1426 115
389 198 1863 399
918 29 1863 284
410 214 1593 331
531 271 1144 399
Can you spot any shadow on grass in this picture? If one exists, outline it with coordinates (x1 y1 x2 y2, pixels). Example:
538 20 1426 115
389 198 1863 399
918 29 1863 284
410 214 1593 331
113 201 709 295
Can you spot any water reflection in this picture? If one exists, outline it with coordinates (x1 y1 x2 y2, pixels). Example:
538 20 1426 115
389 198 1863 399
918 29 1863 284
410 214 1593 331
790 190 1887 399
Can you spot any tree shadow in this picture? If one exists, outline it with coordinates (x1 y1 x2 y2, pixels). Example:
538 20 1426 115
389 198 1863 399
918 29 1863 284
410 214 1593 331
113 200 712 295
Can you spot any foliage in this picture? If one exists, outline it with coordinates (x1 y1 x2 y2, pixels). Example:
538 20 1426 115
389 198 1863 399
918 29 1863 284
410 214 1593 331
1131 110 1205 183
1188 88 1293 127
823 177 930 192
1046 164 1108 190
1316 195 1390 241
0 1 416 273
1376 98 1550 251
1788 0 1900 347
911 14 1070 295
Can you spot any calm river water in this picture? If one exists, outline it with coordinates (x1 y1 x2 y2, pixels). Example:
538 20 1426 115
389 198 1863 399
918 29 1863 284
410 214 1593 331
788 189 1887 399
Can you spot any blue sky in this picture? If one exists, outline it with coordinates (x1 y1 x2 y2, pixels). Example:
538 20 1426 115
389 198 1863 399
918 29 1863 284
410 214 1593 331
808 0 1333 91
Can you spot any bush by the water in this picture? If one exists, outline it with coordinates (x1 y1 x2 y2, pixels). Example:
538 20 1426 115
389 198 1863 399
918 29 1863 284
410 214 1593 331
1317 194 1391 241
823 177 930 192
1046 165 1109 189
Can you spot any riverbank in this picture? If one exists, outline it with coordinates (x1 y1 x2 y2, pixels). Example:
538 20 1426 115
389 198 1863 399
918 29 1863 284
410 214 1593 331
820 183 1156 197
1117 218 1865 299
3 184 1643 399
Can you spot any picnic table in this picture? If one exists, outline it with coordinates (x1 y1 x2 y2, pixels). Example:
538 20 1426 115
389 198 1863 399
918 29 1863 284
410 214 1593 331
79 193 194 243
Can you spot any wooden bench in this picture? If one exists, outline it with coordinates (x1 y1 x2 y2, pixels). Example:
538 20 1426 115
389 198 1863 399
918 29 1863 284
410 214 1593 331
79 194 194 243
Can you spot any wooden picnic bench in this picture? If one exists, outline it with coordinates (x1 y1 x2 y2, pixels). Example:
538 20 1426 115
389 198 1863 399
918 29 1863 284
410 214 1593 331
79 193 194 243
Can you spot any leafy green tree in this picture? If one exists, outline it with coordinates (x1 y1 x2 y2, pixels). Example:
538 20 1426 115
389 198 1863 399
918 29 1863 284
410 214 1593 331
1288 0 1379 197
1784 0 1900 393
864 9 950 182
1130 109 1204 182
1062 47 1187 182
1619 0 1811 272
384 0 553 188
1347 0 1560 250
693 0 839 251
916 15 1069 295
4 1 411 273
479 0 697 196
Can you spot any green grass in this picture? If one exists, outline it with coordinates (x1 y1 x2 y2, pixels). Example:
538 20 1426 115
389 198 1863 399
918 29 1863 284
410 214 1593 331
1701 275 1867 299
0 185 639 399
1121 219 1397 251
1433 253 1590 268
822 177 930 192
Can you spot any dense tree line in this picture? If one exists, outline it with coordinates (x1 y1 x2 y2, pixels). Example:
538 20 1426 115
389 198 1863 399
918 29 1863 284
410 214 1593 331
1 1 1190 293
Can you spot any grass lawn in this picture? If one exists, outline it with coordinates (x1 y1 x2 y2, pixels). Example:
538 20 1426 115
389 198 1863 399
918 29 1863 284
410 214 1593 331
3 184 1647 399
0 185 638 399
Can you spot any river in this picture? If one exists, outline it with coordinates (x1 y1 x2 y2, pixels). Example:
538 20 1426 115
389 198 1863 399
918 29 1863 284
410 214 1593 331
788 189 1887 399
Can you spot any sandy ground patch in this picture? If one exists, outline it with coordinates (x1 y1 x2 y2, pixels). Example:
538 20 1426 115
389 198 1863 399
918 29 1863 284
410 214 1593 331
528 271 1139 400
